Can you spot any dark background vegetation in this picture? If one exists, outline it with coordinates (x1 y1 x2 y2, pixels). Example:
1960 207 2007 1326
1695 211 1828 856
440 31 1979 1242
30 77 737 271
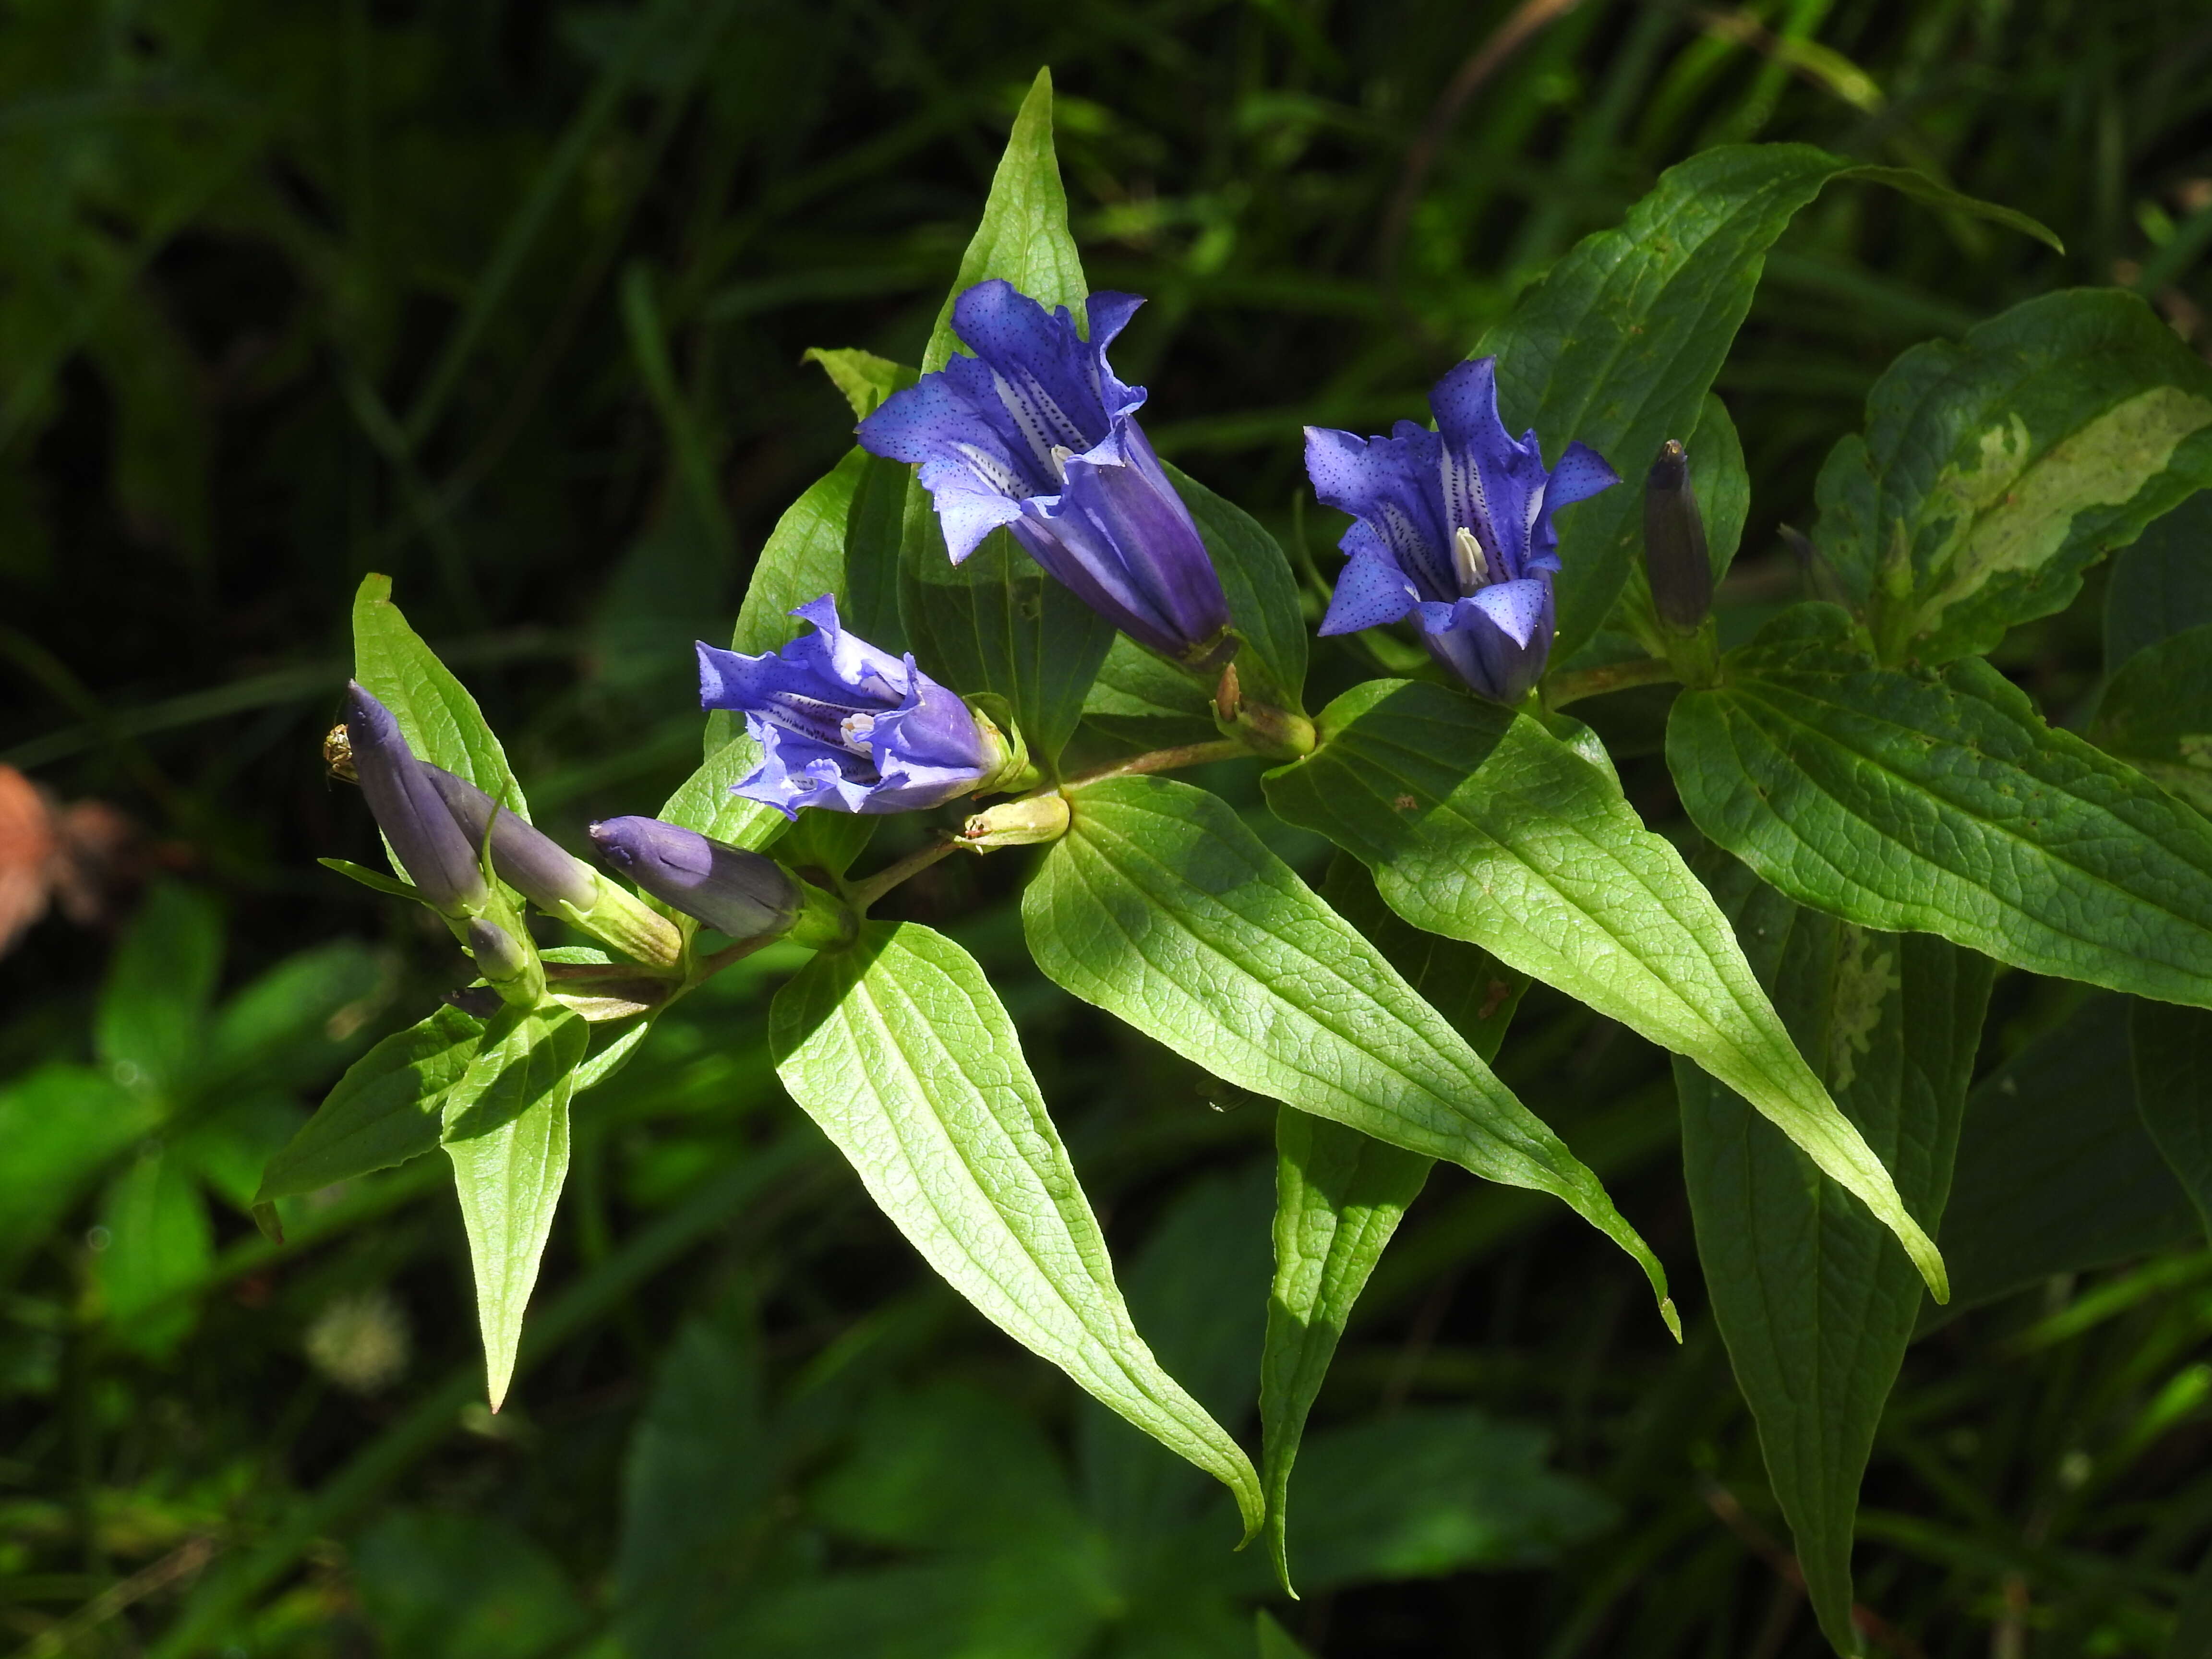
4 0 2212 1654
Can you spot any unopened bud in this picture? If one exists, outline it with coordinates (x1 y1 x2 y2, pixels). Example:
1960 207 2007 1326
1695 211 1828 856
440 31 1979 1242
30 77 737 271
425 767 595 910
465 917 530 983
588 817 801 943
1643 440 1711 634
961 793 1071 849
1214 661 1243 724
343 683 488 915
428 767 681 967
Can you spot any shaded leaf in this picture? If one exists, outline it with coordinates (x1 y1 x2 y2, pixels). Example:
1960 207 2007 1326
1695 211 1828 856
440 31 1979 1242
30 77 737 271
254 1006 483 1206
2104 490 2212 671
615 1311 779 1658
355 1509 587 1659
1813 289 2212 665
1671 603 2212 1007
2131 998 2212 1243
2090 621 2212 815
0 1064 156 1271
1166 459 1306 706
1927 995 2195 1327
96 1146 212 1355
95 878 221 1104
1677 856 1991 1652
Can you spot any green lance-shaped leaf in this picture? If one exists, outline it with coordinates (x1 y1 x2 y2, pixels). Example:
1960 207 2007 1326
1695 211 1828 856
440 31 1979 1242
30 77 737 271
254 1006 483 1210
1025 776 1669 1315
919 69 1084 378
2104 490 2212 671
1479 144 2058 663
2090 621 2212 816
803 346 909 420
896 67 1113 765
1258 858 1528 1594
2131 999 2212 1244
1931 994 2196 1326
1165 459 1308 707
1082 632 1219 746
1812 289 2212 667
1669 603 2212 1008
1677 857 1991 1654
351 573 527 815
442 1003 589 1409
1263 677 1947 1298
768 920 1262 1537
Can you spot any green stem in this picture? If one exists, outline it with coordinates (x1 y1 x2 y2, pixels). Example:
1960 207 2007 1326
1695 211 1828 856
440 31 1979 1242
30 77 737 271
1544 656 1681 710
845 835 960 914
1061 737 1249 790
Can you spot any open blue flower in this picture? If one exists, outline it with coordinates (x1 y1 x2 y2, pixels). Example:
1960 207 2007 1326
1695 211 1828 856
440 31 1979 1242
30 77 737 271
696 596 1006 819
857 278 1232 665
1305 358 1619 705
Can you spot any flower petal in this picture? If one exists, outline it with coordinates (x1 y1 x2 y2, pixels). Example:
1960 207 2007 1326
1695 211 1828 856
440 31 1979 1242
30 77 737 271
1319 549 1422 635
1022 414 1229 658
1545 440 1622 510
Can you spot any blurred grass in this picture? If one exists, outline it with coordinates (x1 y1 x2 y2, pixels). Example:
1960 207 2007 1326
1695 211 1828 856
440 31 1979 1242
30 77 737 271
2 0 2211 1654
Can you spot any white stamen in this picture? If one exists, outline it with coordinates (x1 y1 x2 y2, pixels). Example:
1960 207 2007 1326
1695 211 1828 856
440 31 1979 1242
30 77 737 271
1453 526 1489 594
1048 443 1076 484
839 711 878 755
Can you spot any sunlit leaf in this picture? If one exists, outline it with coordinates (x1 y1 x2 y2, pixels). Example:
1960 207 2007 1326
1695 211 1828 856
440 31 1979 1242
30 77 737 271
769 920 1263 1536
1267 677 1946 1296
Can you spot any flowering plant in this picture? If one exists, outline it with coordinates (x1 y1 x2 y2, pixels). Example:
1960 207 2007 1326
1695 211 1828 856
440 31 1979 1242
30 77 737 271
264 71 2212 1651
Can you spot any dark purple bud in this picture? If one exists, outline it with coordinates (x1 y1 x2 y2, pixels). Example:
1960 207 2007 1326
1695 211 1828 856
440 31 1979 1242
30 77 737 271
343 683 488 913
1644 439 1711 634
588 817 801 942
423 765 597 911
466 917 530 982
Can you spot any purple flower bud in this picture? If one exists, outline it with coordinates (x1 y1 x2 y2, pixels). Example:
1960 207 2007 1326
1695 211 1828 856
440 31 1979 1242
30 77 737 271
1643 439 1712 634
857 279 1232 664
466 917 530 982
1306 358 1619 705
696 596 1006 819
343 682 488 913
588 817 800 942
422 765 597 911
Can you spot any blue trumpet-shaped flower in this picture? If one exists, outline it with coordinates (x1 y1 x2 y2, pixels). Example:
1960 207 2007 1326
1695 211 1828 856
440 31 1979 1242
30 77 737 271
1305 358 1620 705
857 278 1232 665
697 596 1008 819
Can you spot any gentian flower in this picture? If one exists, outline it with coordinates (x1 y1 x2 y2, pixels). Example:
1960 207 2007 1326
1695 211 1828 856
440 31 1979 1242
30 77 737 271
1305 358 1620 705
856 278 1232 666
696 596 1010 819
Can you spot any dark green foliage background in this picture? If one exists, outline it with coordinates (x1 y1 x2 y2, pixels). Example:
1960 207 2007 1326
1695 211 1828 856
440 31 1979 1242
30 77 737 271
4 1 2211 1654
